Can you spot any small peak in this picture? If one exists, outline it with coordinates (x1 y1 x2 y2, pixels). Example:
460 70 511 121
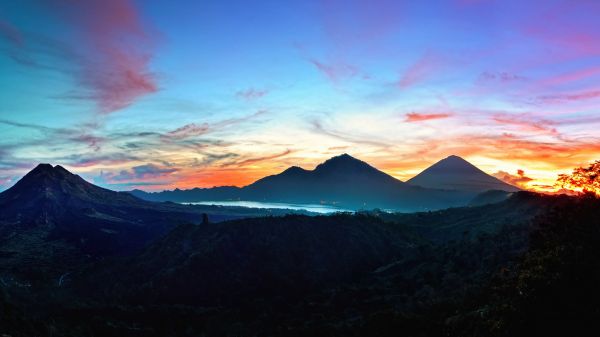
322 153 359 165
314 153 378 175
29 164 75 178
283 166 307 174
444 155 466 161
32 163 54 172
335 153 353 160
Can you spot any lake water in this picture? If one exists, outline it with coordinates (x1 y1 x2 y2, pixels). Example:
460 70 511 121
185 200 352 214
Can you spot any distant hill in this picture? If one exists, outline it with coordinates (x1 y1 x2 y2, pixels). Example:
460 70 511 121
132 154 475 211
378 191 559 243
407 155 520 193
468 189 514 206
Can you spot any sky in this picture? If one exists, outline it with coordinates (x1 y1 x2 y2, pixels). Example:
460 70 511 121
0 0 599 192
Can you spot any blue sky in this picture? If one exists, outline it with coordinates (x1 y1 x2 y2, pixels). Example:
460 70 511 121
1 0 600 191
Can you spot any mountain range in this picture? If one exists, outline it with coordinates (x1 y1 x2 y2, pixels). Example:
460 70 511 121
0 164 309 283
0 155 590 337
131 154 519 211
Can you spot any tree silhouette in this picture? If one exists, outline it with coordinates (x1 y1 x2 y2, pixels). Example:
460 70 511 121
556 160 600 195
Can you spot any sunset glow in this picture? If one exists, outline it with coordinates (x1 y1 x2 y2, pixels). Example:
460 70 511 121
1 0 599 192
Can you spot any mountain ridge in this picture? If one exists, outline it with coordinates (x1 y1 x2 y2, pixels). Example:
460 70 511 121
131 154 510 210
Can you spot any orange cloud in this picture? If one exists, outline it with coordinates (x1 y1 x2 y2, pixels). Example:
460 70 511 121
405 112 452 122
492 169 533 189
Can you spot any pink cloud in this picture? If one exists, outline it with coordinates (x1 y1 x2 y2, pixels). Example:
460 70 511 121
64 0 158 114
539 66 600 88
4 0 159 114
405 112 452 122
538 90 600 104
492 113 558 136
398 53 441 89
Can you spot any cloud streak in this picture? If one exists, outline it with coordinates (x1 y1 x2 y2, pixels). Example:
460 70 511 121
0 19 23 46
107 163 179 182
398 53 441 89
491 113 558 136
236 88 268 100
405 112 452 123
309 58 361 83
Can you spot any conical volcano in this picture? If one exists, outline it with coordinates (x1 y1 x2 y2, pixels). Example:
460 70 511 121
407 155 520 192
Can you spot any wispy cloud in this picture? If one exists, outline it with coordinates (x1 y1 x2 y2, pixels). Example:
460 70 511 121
106 163 178 182
223 149 293 167
236 88 268 100
398 52 441 89
404 112 452 123
166 123 211 140
308 58 361 83
0 19 23 46
478 71 527 83
538 90 600 104
310 119 391 148
491 113 558 136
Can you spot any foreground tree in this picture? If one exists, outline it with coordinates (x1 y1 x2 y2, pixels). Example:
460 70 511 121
556 160 600 196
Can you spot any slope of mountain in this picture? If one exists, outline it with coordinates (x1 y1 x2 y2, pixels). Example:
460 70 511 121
77 213 419 306
0 164 309 284
132 154 476 211
468 189 514 206
407 155 520 193
378 191 562 243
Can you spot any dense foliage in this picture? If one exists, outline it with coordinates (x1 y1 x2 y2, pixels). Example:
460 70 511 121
557 160 600 195
1 192 599 336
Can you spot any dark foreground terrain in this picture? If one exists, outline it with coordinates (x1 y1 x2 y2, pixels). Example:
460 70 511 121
1 166 599 336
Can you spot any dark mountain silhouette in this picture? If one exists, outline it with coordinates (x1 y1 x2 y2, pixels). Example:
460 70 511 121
0 163 582 337
132 154 475 211
407 155 520 193
0 164 307 283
